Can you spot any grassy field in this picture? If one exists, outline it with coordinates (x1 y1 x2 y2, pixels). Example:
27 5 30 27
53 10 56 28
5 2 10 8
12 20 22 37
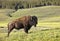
0 6 60 41
0 27 60 41
0 6 60 28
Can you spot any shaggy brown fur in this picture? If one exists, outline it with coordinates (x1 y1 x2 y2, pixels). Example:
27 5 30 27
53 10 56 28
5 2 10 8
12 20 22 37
8 16 38 37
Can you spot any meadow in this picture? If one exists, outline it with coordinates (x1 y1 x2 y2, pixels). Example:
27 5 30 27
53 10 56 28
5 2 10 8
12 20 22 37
0 6 60 41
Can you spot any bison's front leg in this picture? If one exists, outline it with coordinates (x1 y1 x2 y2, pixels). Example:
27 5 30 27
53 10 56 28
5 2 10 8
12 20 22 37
24 27 28 34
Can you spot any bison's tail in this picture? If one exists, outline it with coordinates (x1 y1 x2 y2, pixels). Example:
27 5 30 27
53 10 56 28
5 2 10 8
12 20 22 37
7 23 10 37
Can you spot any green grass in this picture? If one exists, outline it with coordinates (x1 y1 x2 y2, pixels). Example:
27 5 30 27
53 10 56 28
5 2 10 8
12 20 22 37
0 9 15 27
0 27 60 41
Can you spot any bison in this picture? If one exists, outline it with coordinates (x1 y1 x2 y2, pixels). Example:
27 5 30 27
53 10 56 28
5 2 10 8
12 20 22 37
8 16 38 37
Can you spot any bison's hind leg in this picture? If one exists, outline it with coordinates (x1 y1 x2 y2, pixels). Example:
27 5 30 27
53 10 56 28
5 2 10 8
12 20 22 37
8 27 14 37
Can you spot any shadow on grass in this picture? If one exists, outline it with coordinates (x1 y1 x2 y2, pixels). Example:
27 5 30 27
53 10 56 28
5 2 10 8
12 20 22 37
0 26 60 33
29 26 60 34
41 27 60 31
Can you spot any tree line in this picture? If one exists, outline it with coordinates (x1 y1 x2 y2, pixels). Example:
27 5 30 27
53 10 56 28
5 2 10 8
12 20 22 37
0 0 60 10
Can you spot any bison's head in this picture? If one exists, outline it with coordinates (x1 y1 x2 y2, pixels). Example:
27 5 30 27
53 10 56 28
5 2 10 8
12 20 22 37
29 16 38 27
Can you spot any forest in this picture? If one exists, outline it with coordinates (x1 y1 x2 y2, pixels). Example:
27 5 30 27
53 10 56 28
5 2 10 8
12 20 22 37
0 0 60 9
